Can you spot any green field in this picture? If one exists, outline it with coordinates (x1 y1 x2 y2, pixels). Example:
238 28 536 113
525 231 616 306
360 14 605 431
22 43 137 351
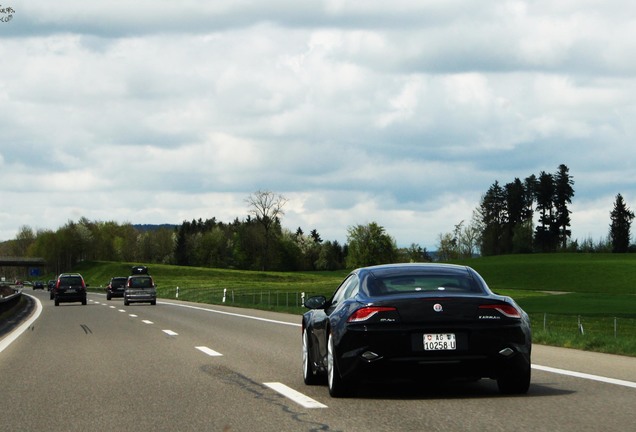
65 254 636 356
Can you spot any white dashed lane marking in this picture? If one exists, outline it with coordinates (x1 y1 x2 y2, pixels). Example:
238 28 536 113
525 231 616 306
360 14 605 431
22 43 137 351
142 320 154 324
264 382 327 409
195 346 223 357
162 330 178 336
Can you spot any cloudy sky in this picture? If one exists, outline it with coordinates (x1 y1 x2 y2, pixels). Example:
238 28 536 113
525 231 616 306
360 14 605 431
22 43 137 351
1 1 635 250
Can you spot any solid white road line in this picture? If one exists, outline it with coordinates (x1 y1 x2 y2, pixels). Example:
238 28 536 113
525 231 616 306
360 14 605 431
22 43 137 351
533 364 636 389
159 301 300 328
264 382 327 409
0 294 42 354
195 346 223 357
162 330 178 336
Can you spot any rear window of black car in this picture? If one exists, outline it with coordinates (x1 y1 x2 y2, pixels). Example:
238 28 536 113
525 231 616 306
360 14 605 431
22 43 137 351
111 278 127 288
59 276 83 286
368 274 483 296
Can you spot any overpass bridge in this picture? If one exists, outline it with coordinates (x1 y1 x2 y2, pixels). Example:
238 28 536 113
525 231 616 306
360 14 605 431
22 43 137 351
0 257 47 282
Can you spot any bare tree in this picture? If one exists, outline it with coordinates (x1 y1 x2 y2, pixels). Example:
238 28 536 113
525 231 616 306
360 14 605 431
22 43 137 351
245 190 288 270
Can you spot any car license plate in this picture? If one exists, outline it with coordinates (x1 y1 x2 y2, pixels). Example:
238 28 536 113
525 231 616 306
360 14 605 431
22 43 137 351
423 333 456 351
66 289 76 293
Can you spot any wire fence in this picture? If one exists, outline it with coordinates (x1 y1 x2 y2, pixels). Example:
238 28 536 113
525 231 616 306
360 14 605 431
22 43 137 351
161 286 313 312
529 313 636 338
157 286 636 339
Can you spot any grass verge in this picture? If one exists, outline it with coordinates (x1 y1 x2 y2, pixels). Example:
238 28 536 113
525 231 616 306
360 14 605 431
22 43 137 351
63 258 636 357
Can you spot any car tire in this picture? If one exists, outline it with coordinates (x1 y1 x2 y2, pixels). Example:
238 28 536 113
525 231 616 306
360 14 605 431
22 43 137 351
303 328 321 385
54 298 59 306
327 332 350 397
107 294 111 300
497 362 531 394
50 292 54 300
82 297 87 305
151 300 156 305
124 299 129 306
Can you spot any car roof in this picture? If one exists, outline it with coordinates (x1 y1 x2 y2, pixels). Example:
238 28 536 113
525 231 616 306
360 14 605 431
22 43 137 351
356 263 472 277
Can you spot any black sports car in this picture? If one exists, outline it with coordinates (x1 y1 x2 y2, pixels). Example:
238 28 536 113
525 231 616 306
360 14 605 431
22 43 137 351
302 263 532 397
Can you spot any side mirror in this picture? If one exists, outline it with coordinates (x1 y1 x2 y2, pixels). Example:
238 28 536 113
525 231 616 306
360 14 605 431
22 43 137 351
304 295 327 309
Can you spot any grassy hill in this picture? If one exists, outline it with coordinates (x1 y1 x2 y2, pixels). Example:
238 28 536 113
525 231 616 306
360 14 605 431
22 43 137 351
67 254 636 317
60 255 636 355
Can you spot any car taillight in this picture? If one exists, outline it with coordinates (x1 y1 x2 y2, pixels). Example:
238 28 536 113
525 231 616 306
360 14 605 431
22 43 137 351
348 306 397 323
479 304 521 318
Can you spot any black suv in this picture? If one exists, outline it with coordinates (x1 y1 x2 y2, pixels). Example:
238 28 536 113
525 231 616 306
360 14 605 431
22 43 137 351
53 273 88 306
106 276 128 300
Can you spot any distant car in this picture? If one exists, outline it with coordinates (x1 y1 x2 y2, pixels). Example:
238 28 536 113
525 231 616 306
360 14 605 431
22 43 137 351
106 276 128 300
33 280 45 290
52 273 88 306
47 280 56 291
124 274 156 306
302 263 532 397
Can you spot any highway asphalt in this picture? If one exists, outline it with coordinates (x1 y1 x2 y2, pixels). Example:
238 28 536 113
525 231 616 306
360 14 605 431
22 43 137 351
1 290 635 431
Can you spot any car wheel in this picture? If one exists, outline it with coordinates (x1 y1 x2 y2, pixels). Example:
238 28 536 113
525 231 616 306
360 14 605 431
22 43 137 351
497 362 531 394
327 332 350 397
151 300 156 305
107 294 111 300
124 299 129 306
50 292 54 300
303 328 320 385
82 298 87 305
54 298 59 306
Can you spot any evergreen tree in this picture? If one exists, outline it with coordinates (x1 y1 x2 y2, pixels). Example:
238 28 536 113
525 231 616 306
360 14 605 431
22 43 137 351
610 193 634 253
478 181 506 256
534 171 556 252
554 164 575 249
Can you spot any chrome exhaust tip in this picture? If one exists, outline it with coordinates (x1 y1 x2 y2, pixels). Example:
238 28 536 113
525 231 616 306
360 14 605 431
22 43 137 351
499 347 515 357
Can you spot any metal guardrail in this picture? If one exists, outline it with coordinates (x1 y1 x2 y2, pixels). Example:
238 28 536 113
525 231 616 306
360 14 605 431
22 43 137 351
0 286 22 304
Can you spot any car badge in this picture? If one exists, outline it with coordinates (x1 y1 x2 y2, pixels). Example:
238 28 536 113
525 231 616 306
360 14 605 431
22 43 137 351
433 303 443 312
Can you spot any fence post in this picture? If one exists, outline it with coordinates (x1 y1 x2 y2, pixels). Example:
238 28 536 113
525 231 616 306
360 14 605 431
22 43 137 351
614 317 617 338
222 288 226 303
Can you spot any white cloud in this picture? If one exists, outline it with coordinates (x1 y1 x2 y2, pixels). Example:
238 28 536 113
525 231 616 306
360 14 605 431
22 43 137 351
1 1 636 250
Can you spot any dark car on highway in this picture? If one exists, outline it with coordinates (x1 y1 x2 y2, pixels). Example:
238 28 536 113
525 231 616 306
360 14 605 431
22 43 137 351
106 276 128 300
52 273 88 306
33 280 45 290
124 266 156 306
302 263 532 397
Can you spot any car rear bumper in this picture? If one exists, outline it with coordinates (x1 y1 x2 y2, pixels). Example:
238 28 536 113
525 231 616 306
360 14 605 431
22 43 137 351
336 325 531 383
124 291 157 303
55 292 87 302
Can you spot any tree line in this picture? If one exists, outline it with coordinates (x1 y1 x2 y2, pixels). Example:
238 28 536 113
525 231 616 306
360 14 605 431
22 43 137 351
4 176 634 275
438 164 636 258
2 191 432 274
